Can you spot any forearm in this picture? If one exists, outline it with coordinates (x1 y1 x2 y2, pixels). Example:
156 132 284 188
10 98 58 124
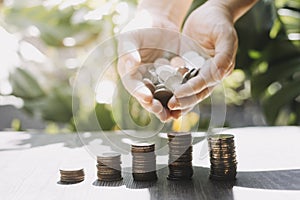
138 0 193 27
209 0 259 23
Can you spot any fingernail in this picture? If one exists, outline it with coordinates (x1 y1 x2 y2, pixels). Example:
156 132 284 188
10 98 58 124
142 97 152 104
167 97 177 109
152 103 163 113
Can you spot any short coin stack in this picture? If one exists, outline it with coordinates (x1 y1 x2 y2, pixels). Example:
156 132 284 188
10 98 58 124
167 132 193 180
208 134 237 181
59 168 84 184
140 52 206 108
131 142 157 181
96 152 123 181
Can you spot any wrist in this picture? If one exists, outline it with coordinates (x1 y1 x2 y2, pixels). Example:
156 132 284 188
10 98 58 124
208 0 258 23
206 0 235 23
137 0 193 28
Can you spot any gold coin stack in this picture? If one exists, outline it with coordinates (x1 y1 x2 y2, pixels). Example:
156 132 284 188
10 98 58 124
208 134 237 181
59 168 84 184
167 132 193 180
97 152 123 181
131 142 157 181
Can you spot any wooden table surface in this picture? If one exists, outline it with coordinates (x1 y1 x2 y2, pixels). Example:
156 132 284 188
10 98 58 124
0 126 300 200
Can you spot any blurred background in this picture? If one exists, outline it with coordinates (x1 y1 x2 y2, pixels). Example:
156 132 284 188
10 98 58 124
0 0 299 133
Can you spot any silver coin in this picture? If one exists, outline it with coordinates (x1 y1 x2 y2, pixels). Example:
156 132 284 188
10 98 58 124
164 75 183 92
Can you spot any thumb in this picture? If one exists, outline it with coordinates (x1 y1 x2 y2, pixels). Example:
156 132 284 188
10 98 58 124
118 49 141 77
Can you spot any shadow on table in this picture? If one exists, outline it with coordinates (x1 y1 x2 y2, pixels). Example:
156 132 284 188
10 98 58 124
92 165 300 200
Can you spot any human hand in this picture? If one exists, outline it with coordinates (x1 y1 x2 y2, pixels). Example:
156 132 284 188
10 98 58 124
168 1 238 111
117 10 185 122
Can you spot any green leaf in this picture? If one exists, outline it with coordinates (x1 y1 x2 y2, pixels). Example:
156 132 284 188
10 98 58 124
10 68 45 99
95 103 115 131
251 56 300 98
23 86 74 123
263 79 300 124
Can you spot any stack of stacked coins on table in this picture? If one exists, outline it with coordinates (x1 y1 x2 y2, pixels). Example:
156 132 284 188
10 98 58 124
208 134 237 181
140 51 206 108
96 152 123 181
131 142 157 181
59 168 85 184
167 132 193 180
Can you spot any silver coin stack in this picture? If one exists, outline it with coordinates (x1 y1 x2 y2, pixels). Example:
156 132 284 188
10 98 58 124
131 142 157 181
167 132 193 180
139 51 206 108
97 152 123 182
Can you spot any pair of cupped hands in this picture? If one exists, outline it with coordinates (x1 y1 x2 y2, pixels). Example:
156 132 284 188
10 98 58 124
117 1 238 122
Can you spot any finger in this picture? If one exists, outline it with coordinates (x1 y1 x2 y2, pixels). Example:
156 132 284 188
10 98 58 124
140 98 163 114
120 72 153 104
139 98 173 122
170 107 194 119
118 29 141 76
157 108 172 122
173 61 219 98
213 26 238 78
169 86 214 110
117 50 141 76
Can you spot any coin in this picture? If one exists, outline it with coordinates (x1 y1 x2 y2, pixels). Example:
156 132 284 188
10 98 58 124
182 51 199 62
156 65 176 82
96 151 123 182
143 78 155 94
177 66 189 76
59 168 85 184
181 71 191 84
154 58 170 68
208 134 234 141
168 132 193 180
153 88 173 107
164 75 183 92
131 143 157 181
189 56 205 69
170 56 185 68
189 68 200 79
132 172 157 181
208 134 237 181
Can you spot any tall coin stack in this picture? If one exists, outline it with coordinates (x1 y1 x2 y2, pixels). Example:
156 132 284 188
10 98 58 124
131 142 157 181
208 134 237 181
59 168 85 184
167 132 193 180
96 152 123 181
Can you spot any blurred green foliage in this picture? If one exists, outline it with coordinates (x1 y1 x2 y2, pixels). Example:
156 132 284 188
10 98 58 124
1 0 299 132
235 0 300 125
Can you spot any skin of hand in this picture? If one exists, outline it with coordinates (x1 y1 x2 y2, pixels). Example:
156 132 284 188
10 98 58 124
117 1 192 122
168 0 258 111
168 1 239 111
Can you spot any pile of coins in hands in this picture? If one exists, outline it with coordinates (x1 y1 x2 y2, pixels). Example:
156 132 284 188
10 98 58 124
140 51 206 108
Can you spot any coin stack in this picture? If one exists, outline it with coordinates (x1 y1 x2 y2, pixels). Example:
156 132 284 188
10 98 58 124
140 51 206 108
96 152 123 181
208 134 237 181
167 132 193 180
131 142 157 181
59 168 85 184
